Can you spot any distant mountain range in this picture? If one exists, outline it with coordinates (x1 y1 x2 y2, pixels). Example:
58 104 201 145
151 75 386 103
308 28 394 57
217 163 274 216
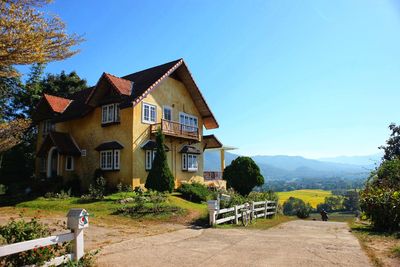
204 152 379 181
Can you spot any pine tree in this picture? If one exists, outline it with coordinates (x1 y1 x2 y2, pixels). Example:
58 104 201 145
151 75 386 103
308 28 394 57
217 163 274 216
145 129 175 192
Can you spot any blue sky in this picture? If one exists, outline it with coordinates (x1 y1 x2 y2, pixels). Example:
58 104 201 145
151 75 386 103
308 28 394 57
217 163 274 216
24 0 400 158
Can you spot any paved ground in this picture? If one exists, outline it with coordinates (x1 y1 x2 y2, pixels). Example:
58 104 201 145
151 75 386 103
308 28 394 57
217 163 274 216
96 220 371 267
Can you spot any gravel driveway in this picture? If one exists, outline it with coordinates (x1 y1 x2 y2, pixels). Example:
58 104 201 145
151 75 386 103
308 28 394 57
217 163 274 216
96 220 371 267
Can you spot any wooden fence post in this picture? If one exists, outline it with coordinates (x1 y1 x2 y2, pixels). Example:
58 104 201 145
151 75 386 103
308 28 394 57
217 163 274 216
264 201 268 218
234 205 239 224
207 200 218 226
72 229 84 260
251 201 255 219
67 209 89 261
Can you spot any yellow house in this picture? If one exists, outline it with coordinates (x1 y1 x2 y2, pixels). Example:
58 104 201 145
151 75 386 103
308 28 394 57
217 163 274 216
33 59 226 189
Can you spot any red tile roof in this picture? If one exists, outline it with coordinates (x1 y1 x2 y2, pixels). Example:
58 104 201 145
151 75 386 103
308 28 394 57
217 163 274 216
43 94 72 113
104 73 132 95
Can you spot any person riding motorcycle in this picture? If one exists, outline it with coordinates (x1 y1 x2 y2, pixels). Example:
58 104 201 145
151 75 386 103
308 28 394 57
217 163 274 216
320 209 328 221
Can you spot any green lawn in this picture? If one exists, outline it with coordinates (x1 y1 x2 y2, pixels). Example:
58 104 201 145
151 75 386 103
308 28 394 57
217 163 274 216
277 189 332 208
0 192 208 226
216 215 295 230
308 212 356 222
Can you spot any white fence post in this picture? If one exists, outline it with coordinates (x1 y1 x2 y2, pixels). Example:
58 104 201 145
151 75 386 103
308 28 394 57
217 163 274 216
67 208 89 261
251 201 255 218
234 205 238 224
207 200 218 226
264 201 268 218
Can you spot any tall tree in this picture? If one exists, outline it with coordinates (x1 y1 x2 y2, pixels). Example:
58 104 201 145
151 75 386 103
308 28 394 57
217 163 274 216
0 0 83 77
223 156 264 196
379 123 400 161
145 129 175 192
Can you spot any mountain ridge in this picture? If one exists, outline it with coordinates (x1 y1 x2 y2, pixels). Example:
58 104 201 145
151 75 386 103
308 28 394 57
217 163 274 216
204 152 374 180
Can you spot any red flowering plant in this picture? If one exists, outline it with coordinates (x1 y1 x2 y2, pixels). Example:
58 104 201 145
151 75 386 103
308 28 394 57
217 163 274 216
0 214 69 266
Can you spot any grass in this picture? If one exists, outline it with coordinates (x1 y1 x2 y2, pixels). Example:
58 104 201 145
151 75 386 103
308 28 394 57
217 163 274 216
216 215 294 230
277 189 332 208
0 192 208 226
349 220 400 267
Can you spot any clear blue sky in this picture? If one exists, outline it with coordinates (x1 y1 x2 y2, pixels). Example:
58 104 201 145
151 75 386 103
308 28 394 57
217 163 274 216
26 0 400 158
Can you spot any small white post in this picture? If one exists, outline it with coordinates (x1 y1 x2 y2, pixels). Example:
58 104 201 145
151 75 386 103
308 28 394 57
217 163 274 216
251 201 255 219
207 200 218 226
72 229 84 261
234 205 239 224
264 201 268 219
67 208 89 262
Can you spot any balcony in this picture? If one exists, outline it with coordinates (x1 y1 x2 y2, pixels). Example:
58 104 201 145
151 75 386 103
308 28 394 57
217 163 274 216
204 171 223 181
150 119 200 141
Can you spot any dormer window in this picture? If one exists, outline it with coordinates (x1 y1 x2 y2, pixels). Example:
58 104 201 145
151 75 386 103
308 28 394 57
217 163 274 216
101 103 120 125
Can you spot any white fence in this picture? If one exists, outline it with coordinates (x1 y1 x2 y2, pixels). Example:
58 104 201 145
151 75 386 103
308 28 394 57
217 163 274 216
0 208 89 266
208 200 276 226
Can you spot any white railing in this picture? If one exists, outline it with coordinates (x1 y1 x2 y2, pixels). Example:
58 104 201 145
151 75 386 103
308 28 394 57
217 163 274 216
207 200 276 226
0 208 89 266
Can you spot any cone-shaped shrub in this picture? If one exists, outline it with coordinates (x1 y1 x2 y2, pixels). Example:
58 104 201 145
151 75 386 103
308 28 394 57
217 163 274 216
145 129 175 192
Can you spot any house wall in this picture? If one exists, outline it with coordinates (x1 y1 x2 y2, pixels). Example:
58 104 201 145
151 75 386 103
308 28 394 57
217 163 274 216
35 76 207 189
36 106 133 189
131 77 205 188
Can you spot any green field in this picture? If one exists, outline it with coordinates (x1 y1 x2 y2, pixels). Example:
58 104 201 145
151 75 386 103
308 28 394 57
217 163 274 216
277 189 332 208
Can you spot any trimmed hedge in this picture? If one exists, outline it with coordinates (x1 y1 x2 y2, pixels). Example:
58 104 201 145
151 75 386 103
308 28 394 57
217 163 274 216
177 183 210 203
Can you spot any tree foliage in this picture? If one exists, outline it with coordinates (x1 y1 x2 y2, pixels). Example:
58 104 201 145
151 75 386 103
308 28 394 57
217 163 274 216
145 129 175 193
223 156 264 196
360 123 400 230
0 0 83 77
379 123 400 161
283 197 312 218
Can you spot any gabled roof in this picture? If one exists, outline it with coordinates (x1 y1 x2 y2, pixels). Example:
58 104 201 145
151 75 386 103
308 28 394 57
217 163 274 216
179 145 201 154
35 59 218 129
140 140 170 151
37 132 81 157
104 73 133 96
43 94 72 113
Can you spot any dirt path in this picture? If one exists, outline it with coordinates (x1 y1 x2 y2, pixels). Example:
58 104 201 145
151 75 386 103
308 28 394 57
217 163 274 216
96 220 371 267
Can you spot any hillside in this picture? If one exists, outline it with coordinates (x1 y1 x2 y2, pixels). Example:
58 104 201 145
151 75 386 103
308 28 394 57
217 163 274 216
204 151 373 180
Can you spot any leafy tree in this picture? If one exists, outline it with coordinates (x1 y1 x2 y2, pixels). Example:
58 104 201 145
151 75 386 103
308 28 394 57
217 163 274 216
343 190 360 212
0 0 83 77
145 129 175 193
10 65 88 119
223 156 264 196
283 197 312 218
379 123 400 161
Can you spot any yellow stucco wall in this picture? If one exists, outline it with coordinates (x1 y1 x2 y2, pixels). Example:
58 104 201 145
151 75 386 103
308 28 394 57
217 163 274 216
131 77 205 187
36 76 207 189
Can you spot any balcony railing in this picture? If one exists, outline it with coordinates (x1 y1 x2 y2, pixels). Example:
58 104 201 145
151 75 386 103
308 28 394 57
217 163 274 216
150 119 200 141
204 171 223 181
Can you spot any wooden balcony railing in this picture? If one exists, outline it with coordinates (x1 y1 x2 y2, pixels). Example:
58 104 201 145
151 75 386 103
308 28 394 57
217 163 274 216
204 171 223 181
150 119 200 141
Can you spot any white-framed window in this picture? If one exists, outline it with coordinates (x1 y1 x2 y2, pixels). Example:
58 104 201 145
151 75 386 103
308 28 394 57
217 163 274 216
114 150 120 170
100 150 120 170
145 150 157 171
179 112 198 132
163 106 172 121
182 154 187 170
65 156 74 171
101 104 120 124
81 149 87 157
43 120 54 136
182 154 198 172
142 102 156 124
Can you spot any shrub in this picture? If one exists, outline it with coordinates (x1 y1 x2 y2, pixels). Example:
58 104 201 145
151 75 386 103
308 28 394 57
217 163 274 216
223 156 264 196
360 186 400 231
0 184 6 195
117 182 133 193
0 216 68 266
177 182 210 203
81 171 106 201
44 188 71 199
283 197 312 218
145 129 175 192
